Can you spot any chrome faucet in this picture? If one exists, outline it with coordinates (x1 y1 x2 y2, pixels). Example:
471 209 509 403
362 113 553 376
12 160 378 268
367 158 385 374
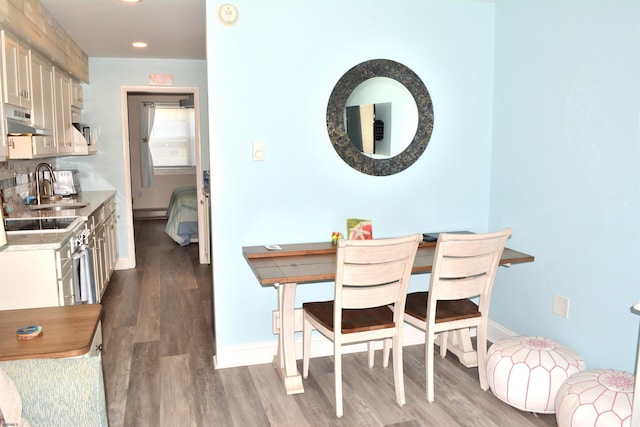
35 162 56 205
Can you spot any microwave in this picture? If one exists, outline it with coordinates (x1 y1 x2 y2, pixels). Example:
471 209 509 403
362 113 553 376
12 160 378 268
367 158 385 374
72 122 97 154
73 122 92 144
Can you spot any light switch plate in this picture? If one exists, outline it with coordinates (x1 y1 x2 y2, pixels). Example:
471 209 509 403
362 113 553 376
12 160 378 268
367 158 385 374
252 140 264 161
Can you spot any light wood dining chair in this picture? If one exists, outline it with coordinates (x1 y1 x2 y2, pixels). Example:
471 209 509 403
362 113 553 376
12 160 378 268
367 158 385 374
302 233 421 417
390 228 512 403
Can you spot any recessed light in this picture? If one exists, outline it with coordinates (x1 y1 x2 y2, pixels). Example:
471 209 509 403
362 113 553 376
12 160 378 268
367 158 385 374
132 41 147 48
120 0 142 3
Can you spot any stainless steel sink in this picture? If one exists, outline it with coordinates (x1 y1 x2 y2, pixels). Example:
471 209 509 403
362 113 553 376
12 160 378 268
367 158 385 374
27 201 89 211
5 216 83 234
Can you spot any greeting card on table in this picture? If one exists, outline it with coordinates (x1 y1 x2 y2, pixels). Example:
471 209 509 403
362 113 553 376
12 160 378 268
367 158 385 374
347 218 372 240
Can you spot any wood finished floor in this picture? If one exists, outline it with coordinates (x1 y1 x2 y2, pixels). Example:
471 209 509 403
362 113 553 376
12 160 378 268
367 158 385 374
101 219 557 427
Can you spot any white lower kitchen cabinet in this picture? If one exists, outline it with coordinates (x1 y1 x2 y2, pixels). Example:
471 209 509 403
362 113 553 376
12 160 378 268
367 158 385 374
105 200 118 278
0 190 117 310
0 236 74 310
83 193 117 300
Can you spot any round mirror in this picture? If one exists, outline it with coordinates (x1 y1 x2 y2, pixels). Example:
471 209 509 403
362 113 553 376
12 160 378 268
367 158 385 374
327 59 434 176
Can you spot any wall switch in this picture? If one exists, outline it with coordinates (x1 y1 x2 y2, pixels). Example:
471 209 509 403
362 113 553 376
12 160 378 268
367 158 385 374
552 294 570 318
252 140 265 161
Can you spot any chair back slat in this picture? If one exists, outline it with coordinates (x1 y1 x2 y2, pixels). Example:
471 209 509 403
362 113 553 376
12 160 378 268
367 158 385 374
343 243 416 264
433 275 488 301
439 239 502 257
342 282 400 309
342 258 408 287
438 253 496 279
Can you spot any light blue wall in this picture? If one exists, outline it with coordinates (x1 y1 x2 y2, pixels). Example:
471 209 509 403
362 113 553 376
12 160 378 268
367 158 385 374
490 1 640 372
207 1 505 364
68 1 640 374
58 58 209 260
209 0 640 373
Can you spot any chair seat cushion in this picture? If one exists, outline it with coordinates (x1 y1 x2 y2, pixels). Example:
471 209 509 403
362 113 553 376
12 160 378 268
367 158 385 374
404 291 481 323
303 300 394 333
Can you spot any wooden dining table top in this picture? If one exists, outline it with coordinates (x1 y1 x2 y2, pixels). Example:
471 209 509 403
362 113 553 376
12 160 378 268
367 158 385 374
243 239 535 287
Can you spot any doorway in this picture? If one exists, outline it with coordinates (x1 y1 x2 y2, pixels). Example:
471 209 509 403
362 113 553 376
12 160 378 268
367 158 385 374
119 86 209 267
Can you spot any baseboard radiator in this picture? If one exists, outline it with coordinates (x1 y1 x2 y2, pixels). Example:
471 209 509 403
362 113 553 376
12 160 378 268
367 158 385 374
133 208 167 220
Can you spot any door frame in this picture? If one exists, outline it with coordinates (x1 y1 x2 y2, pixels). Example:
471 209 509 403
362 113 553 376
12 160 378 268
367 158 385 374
119 85 207 268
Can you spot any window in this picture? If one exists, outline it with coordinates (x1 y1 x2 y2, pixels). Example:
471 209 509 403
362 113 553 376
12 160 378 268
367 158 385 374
148 103 196 170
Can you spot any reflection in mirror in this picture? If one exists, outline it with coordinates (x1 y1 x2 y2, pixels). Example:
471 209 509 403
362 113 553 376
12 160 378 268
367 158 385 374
326 59 433 176
345 77 418 158
346 103 389 156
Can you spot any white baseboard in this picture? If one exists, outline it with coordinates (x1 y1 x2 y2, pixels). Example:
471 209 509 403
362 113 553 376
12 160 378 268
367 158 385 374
487 319 518 344
213 320 518 370
115 257 133 270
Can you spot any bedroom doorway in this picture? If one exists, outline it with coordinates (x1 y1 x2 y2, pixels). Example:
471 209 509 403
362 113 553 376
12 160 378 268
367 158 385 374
120 86 209 267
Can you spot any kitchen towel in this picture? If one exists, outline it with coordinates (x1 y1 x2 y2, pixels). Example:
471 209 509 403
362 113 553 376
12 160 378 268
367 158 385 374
73 245 96 304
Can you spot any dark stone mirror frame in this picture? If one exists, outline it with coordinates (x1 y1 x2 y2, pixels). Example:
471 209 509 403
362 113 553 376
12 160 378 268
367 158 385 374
326 59 434 176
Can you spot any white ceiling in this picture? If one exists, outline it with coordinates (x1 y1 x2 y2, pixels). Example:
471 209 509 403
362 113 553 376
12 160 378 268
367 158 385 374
39 0 206 60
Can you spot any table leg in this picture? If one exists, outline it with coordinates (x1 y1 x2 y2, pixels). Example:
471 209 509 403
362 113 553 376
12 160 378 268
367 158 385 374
273 282 304 394
441 329 478 368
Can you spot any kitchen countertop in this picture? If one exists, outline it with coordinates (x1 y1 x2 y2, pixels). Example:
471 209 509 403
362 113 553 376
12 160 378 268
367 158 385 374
0 304 103 361
2 190 116 251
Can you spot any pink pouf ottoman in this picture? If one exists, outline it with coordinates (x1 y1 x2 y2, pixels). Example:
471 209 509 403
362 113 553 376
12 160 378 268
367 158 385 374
555 369 634 427
486 336 586 414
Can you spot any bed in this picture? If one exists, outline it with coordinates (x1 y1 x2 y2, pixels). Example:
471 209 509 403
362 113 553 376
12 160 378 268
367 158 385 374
165 185 199 246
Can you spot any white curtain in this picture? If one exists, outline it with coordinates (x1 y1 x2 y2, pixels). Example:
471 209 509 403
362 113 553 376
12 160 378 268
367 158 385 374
140 102 156 187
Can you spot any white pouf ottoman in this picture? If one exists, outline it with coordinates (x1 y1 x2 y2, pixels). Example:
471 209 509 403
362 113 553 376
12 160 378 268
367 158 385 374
555 369 634 427
486 336 586 414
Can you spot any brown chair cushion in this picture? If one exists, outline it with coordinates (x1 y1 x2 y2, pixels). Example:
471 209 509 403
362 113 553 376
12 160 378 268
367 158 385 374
303 301 395 334
405 291 480 323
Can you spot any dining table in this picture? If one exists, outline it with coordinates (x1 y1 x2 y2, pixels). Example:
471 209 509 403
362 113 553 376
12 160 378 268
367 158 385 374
243 235 535 395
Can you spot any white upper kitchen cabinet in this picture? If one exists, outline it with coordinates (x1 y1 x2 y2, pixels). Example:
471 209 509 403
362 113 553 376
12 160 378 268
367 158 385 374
2 32 31 110
31 52 56 156
54 68 74 154
71 80 83 110
0 83 5 160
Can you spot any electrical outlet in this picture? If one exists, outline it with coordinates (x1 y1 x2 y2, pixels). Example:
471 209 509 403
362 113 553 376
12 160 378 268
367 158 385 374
553 294 570 318
136 190 142 198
